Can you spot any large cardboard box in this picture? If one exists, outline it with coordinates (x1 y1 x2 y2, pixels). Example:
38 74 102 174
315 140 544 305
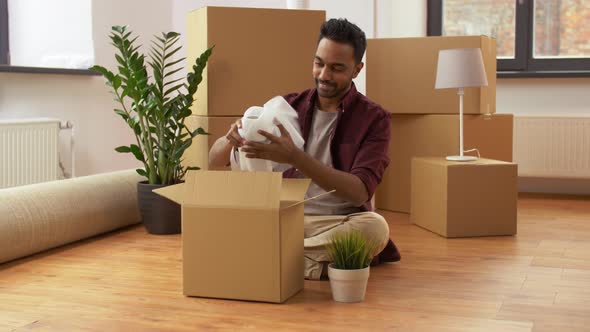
187 7 326 116
410 157 517 237
366 36 496 114
375 114 513 213
184 115 241 170
154 171 310 303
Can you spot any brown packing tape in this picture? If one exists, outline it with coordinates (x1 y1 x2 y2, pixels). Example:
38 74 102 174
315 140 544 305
282 189 336 209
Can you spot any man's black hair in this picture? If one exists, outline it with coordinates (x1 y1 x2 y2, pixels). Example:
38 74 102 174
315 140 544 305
318 18 366 64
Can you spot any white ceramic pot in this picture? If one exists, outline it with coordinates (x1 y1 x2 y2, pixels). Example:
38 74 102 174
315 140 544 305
327 263 370 303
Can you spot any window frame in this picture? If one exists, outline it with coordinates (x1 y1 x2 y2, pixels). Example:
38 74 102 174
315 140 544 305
0 0 98 76
427 0 590 78
1 0 8 65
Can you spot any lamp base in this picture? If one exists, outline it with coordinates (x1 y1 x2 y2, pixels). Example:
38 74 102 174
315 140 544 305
446 155 478 162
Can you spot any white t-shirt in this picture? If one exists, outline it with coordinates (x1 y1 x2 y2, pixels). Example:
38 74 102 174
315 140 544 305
303 107 358 216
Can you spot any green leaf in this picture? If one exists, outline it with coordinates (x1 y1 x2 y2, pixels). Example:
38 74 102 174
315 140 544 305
113 25 127 34
115 145 131 153
112 75 122 90
133 122 141 135
130 144 145 162
186 166 200 171
164 45 182 60
151 39 165 52
114 109 128 120
89 65 108 76
174 140 192 159
163 74 183 87
192 127 209 136
155 35 166 44
136 168 148 178
115 54 126 66
165 31 180 39
164 83 184 97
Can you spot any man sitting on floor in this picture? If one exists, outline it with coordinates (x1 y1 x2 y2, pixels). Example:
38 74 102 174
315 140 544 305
209 18 400 280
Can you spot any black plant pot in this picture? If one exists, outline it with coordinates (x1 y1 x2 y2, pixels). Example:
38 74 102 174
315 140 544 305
137 181 181 235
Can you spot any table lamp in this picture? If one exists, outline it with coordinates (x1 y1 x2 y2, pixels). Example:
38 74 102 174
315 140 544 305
435 48 488 161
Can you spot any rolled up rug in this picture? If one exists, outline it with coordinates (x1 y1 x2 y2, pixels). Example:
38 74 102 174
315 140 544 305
0 169 143 264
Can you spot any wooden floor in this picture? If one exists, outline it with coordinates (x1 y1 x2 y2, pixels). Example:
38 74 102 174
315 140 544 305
1 194 590 331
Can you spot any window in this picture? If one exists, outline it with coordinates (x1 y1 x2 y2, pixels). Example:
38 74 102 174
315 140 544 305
0 0 95 74
0 0 8 65
428 0 590 77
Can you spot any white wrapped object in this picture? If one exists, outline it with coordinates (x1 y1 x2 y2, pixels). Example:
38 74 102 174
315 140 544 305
231 96 304 172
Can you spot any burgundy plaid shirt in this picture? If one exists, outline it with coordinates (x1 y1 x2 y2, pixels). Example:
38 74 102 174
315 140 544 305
282 83 392 212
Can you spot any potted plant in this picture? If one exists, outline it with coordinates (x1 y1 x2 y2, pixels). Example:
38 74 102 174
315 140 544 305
326 230 379 303
91 26 213 234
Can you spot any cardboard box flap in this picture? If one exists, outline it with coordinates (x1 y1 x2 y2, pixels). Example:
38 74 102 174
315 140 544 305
184 170 283 208
280 178 311 203
153 183 186 204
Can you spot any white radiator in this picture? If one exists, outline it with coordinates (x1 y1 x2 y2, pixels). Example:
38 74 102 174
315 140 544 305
514 115 590 179
0 118 61 188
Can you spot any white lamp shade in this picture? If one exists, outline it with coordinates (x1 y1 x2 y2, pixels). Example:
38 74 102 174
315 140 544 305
286 0 309 9
435 48 488 89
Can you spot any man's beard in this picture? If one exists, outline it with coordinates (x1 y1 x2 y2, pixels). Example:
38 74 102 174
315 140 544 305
315 79 341 98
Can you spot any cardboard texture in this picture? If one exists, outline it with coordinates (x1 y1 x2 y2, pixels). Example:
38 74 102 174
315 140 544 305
154 171 310 303
187 7 326 116
410 157 517 238
366 36 496 114
184 115 240 171
375 114 513 213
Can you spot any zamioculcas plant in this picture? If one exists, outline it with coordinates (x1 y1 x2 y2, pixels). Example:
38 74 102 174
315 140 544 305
91 25 213 185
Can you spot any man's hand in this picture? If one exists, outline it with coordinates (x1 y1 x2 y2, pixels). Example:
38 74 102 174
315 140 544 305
241 122 369 206
225 119 245 148
209 118 243 168
240 123 299 165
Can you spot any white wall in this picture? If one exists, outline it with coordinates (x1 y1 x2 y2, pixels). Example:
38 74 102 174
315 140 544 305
2 0 587 194
386 0 427 38
0 0 173 177
496 78 590 116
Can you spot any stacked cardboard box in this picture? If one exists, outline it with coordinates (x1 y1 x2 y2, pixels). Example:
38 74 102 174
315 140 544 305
366 36 514 214
184 6 326 171
367 36 497 116
375 113 513 213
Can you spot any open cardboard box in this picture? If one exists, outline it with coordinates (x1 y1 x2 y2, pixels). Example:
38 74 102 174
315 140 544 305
154 170 311 303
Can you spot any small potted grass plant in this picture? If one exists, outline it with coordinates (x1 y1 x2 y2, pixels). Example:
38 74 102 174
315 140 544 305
326 229 379 303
